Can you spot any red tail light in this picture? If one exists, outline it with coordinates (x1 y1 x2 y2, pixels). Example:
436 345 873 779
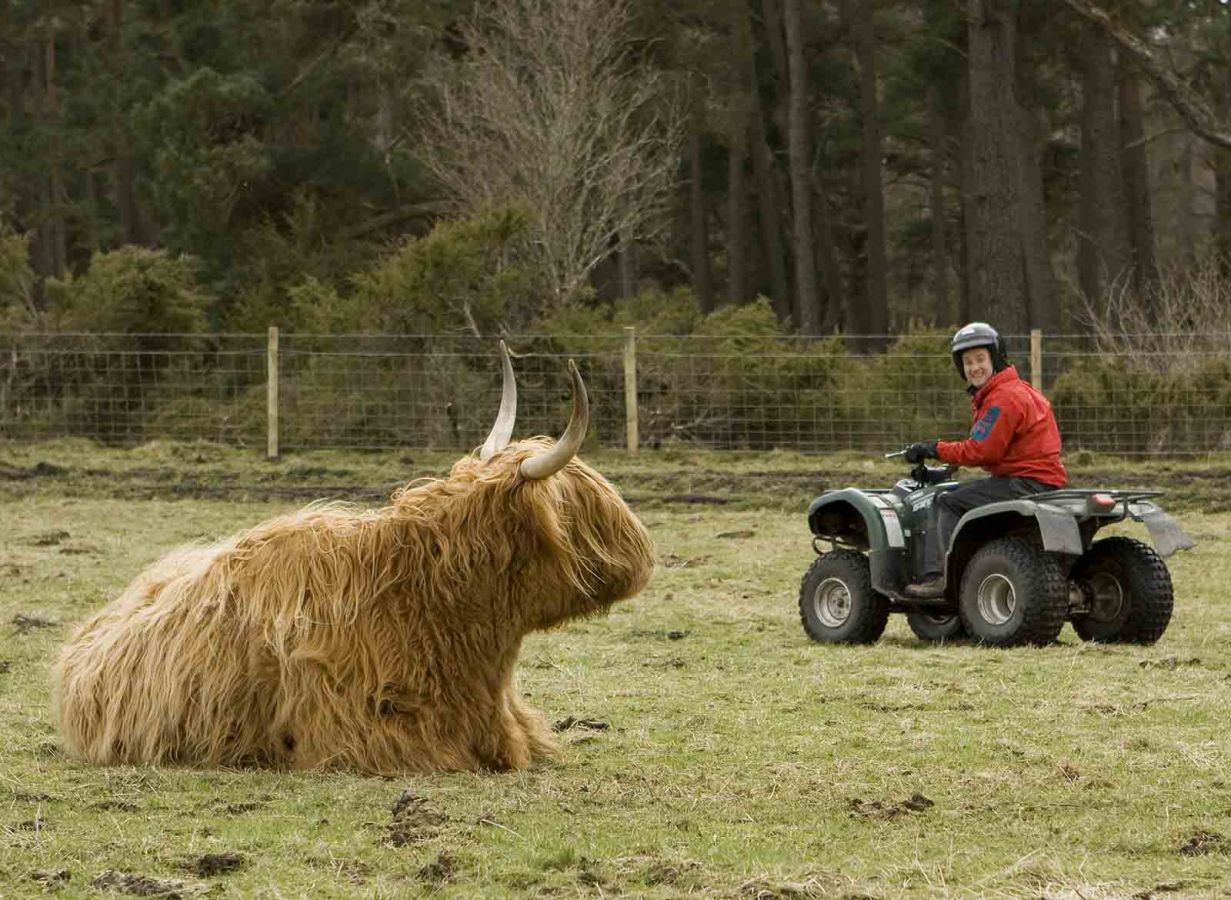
1087 493 1117 512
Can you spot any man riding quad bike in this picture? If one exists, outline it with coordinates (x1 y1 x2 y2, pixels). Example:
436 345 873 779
797 323 1193 646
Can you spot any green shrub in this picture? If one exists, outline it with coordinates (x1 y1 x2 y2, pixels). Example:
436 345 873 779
45 246 211 335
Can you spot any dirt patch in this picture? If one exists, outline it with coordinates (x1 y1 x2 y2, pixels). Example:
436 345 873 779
215 801 263 816
629 628 690 641
90 869 207 897
12 613 57 634
416 852 455 885
660 553 711 569
1178 830 1226 856
1139 656 1202 670
28 529 70 546
30 868 71 887
625 856 702 887
848 792 934 820
13 790 56 802
384 789 447 847
0 461 66 480
552 716 609 733
0 661 11 674
179 852 244 877
92 800 139 812
715 529 756 539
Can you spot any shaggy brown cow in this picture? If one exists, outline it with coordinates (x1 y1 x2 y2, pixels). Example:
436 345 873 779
53 345 654 774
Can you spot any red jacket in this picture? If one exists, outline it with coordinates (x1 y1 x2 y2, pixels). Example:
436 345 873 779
936 366 1067 486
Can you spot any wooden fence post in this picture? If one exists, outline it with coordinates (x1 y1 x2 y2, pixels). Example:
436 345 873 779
623 326 639 453
267 326 280 460
1029 328 1043 393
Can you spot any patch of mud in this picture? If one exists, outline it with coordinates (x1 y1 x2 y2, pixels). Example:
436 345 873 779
1139 656 1202 670
12 613 57 634
91 800 139 812
416 852 455 885
90 869 208 897
1178 830 1226 856
0 661 11 674
18 813 47 831
30 868 70 887
28 529 70 546
384 789 447 847
179 851 244 877
1134 882 1189 898
13 790 56 802
738 875 845 898
629 628 690 641
641 656 686 669
213 800 263 816
0 461 66 480
848 792 934 820
552 717 609 733
58 543 101 556
621 856 702 887
660 553 711 569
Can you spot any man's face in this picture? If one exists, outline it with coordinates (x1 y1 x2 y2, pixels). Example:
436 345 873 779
962 347 993 388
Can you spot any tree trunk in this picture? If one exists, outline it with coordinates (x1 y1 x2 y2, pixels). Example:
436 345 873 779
726 122 749 305
1077 25 1131 309
842 0 888 342
760 0 791 139
783 0 821 333
45 37 68 276
812 176 845 332
927 84 953 325
1118 62 1159 312
1014 15 1059 334
618 238 637 299
743 7 791 320
688 125 715 314
963 0 1029 334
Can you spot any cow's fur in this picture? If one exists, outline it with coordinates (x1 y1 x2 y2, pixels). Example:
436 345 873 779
52 438 653 774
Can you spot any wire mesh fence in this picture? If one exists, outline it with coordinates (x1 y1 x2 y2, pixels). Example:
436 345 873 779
3 330 1231 455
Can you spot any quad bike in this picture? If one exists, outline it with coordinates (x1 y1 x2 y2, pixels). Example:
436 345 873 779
798 453 1194 647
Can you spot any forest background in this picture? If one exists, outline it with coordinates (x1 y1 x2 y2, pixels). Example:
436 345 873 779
4 0 1231 452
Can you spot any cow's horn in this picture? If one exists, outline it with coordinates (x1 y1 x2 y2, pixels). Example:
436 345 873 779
479 340 517 461
520 360 588 480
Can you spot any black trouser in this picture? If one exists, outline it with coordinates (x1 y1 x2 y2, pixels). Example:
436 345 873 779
920 476 1058 579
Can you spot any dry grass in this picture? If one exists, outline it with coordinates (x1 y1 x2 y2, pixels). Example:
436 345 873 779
1 442 1230 897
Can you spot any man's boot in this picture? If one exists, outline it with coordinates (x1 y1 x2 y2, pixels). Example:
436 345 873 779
904 574 946 599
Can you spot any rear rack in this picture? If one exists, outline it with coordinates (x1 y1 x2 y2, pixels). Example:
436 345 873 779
1033 488 1164 504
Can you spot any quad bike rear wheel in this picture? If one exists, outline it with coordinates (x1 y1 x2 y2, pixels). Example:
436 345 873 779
906 611 965 642
958 537 1068 647
799 550 889 644
1070 537 1173 644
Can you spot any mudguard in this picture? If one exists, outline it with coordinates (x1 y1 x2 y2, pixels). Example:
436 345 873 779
1127 500 1195 558
808 489 907 594
949 499 1085 555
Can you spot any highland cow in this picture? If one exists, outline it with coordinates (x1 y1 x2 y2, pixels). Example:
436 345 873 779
53 345 654 774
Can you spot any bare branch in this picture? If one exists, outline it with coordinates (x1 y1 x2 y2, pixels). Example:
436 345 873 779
1061 0 1231 150
416 0 685 304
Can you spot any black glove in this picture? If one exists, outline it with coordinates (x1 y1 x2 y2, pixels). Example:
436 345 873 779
904 440 939 463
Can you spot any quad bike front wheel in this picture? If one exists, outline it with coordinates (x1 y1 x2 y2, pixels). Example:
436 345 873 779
906 611 965 642
958 537 1068 647
799 550 889 644
1070 537 1173 644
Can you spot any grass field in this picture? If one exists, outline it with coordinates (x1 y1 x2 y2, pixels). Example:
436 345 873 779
2 441 1230 898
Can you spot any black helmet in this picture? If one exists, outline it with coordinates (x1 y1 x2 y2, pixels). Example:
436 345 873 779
950 321 1008 378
